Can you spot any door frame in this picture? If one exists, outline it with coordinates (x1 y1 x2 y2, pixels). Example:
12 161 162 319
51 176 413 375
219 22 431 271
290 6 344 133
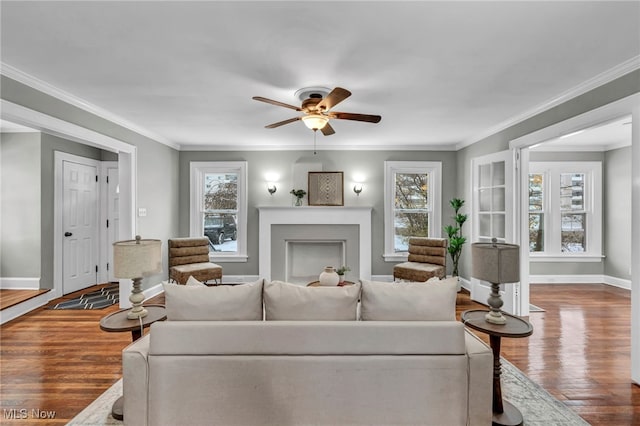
55 152 102 295
1 100 137 302
509 92 640 385
469 149 521 315
99 161 118 283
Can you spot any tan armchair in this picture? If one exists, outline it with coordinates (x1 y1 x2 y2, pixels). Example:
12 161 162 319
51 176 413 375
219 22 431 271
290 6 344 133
168 237 222 285
393 237 447 282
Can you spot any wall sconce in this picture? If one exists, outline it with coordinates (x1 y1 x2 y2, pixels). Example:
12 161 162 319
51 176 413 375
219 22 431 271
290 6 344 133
353 183 363 196
267 183 277 195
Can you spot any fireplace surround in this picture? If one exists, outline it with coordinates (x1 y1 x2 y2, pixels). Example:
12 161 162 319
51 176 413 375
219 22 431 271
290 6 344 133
258 207 372 283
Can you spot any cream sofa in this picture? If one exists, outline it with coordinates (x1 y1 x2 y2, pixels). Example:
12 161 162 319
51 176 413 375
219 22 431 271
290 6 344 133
122 279 493 426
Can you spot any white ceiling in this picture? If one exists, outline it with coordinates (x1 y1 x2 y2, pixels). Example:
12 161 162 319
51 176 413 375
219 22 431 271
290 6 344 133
1 1 638 151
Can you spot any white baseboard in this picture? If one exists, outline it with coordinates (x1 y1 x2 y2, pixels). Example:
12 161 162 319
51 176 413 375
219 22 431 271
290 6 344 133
222 275 260 284
371 275 394 282
530 274 631 290
0 277 40 290
0 291 52 325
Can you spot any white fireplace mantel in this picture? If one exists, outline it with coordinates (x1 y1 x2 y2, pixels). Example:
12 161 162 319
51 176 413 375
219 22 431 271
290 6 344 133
258 206 372 281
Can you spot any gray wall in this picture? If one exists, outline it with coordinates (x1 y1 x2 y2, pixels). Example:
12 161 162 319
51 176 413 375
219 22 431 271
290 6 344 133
604 146 632 280
1 75 180 291
1 132 41 279
456 69 640 280
178 150 458 277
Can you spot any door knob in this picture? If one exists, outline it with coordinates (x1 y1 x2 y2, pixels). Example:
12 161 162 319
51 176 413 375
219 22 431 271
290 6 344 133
64 232 73 237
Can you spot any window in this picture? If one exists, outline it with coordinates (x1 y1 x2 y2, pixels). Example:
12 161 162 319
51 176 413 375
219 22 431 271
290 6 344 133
528 161 602 261
383 161 441 261
190 161 248 262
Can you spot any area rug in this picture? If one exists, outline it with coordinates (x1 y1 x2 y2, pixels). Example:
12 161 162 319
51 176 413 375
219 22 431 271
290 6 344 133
529 303 546 312
68 359 589 425
50 284 119 310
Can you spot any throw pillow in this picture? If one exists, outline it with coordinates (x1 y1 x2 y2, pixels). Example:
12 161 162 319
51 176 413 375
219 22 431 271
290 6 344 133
360 278 457 321
163 278 263 321
263 280 360 320
186 276 205 286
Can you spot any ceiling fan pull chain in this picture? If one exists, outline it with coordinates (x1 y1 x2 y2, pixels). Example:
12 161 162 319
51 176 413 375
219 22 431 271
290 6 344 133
313 130 317 155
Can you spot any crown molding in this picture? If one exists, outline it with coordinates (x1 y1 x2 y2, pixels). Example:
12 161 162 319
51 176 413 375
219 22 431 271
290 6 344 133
457 56 640 151
1 62 180 150
178 142 456 151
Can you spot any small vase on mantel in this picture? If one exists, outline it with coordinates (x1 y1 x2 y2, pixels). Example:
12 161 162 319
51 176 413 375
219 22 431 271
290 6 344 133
295 197 303 207
318 266 339 286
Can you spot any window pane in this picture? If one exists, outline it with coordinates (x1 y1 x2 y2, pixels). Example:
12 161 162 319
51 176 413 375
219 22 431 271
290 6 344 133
492 161 505 186
493 188 505 212
492 214 505 239
479 164 491 187
561 213 586 252
204 173 238 210
560 173 584 211
204 213 237 252
529 174 543 212
479 213 491 237
479 189 491 211
204 172 238 253
529 213 544 252
394 212 428 252
394 173 428 209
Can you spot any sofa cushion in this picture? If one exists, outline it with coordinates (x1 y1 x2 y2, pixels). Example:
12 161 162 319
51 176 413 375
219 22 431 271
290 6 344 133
360 278 457 321
264 280 360 320
163 278 263 321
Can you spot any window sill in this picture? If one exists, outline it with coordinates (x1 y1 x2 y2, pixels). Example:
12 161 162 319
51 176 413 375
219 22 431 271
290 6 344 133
529 254 604 263
209 254 248 263
383 253 409 262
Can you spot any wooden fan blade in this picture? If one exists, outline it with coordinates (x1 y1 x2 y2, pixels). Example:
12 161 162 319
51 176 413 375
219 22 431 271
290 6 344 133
253 96 302 111
321 122 335 136
317 87 351 111
329 111 382 123
265 117 301 128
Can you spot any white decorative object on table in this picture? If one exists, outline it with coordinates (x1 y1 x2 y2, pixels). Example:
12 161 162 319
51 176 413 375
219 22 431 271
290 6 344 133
318 266 339 286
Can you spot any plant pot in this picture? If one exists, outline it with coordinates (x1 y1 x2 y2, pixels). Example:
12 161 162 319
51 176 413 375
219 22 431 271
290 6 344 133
448 275 462 292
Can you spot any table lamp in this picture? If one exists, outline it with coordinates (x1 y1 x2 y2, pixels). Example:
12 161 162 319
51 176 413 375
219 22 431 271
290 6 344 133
471 238 520 325
113 235 162 319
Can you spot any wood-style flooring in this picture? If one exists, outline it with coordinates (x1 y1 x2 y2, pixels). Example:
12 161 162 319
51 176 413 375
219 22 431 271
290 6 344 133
0 284 638 425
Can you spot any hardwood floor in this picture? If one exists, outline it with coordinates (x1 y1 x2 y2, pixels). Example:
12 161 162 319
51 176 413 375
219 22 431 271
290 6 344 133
0 289 50 310
0 284 638 425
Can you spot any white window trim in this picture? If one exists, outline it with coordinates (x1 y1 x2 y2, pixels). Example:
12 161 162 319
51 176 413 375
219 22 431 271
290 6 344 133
383 161 442 262
529 161 602 262
190 161 248 262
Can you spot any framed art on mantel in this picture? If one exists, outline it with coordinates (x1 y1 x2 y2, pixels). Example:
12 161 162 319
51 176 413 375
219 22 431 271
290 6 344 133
308 172 344 206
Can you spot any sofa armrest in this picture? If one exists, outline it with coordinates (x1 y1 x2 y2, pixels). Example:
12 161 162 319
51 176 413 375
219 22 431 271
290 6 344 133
464 330 493 426
123 334 150 426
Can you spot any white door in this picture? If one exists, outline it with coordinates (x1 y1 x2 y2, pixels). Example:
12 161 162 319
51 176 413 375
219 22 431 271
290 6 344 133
107 167 119 282
470 150 519 314
63 160 99 294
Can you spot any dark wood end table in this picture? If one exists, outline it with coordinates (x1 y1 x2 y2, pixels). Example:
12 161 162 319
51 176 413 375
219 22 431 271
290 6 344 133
99 304 167 420
461 309 533 426
307 281 355 287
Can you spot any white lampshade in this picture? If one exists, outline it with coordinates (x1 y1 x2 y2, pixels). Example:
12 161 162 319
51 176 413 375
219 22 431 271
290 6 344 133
113 236 162 279
301 114 329 130
471 240 520 284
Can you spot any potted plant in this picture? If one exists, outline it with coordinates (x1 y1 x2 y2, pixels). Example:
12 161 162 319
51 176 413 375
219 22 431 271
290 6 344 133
290 189 306 206
336 266 350 284
443 198 467 285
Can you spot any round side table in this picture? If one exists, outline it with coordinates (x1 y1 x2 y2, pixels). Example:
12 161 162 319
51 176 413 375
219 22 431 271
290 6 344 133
100 304 167 420
461 309 533 426
307 281 355 287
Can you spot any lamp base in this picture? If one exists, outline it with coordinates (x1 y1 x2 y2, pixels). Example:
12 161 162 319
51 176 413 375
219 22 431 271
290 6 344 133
127 277 148 320
485 310 507 325
486 281 506 325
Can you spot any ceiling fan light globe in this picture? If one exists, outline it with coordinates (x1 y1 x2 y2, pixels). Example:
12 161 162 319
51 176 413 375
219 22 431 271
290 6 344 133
301 114 329 130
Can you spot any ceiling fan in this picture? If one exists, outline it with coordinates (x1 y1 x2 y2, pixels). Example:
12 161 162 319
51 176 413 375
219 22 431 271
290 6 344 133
252 87 381 136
